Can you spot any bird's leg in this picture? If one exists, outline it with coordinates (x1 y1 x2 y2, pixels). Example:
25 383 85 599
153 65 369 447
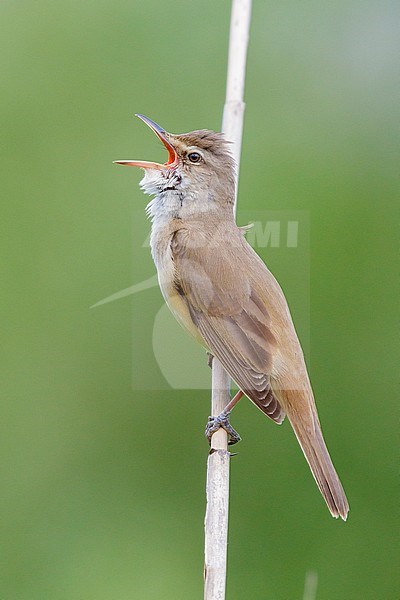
205 390 244 445
206 352 214 369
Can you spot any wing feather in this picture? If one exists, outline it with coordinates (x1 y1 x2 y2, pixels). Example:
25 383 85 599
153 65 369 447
171 228 285 424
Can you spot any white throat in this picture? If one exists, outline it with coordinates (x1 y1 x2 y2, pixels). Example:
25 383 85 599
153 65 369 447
141 168 217 224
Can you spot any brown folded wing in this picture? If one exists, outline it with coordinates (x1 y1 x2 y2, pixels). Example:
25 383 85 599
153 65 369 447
171 228 285 424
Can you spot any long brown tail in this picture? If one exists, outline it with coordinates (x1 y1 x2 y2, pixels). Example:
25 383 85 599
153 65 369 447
288 410 349 521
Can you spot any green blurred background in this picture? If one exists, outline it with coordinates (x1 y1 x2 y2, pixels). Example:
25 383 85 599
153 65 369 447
1 1 398 598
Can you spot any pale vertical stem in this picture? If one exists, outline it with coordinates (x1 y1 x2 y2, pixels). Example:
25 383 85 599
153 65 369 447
204 2 252 599
303 571 319 600
203 362 230 600
222 0 252 211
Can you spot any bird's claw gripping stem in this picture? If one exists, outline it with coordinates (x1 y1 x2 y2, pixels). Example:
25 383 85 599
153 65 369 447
205 410 241 445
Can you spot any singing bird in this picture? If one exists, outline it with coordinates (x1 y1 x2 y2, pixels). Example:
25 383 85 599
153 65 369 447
115 114 349 520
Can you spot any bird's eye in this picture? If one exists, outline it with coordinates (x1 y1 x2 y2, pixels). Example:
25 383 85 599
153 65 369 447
187 152 202 163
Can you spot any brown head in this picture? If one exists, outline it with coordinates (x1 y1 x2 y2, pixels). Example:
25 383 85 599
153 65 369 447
114 115 236 218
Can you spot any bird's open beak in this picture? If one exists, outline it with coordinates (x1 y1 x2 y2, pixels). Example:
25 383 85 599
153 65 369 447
114 114 178 170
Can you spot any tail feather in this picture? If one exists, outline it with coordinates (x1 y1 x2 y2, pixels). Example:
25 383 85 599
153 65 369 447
288 411 349 521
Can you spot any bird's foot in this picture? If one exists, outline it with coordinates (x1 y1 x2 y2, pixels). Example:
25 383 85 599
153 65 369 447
207 352 214 369
205 411 241 445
